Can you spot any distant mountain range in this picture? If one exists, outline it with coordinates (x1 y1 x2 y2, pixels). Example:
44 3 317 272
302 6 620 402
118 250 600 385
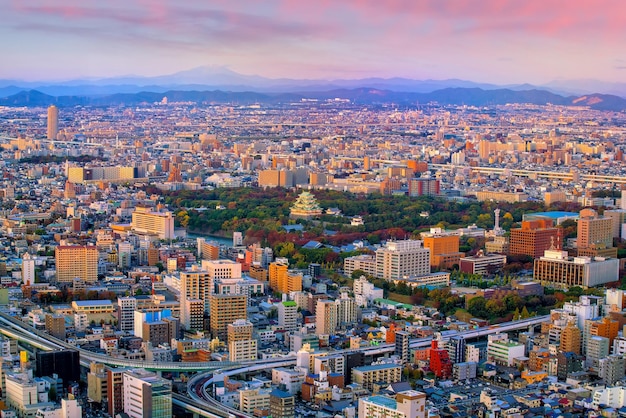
2 87 626 111
1 66 626 110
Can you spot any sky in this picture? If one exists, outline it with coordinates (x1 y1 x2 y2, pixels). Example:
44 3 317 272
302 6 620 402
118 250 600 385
1 0 626 85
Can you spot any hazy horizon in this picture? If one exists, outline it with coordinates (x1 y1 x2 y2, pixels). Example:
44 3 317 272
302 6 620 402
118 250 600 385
2 1 625 85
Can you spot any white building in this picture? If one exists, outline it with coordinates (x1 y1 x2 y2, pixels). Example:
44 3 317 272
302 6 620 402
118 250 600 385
131 206 174 240
277 301 298 332
593 386 626 408
353 276 384 307
22 253 35 285
343 254 377 278
228 340 257 362
35 398 82 418
271 368 306 395
5 372 55 417
375 240 430 280
123 369 172 418
358 390 426 418
117 296 137 332
335 293 357 328
486 334 525 366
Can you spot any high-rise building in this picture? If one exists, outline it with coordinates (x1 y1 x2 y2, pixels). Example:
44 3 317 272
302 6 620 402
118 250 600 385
118 241 133 269
233 231 243 247
35 350 80 384
560 320 581 355
446 336 467 364
316 299 338 336
509 219 562 258
269 261 288 291
197 238 220 260
429 340 452 378
181 298 204 332
421 228 464 269
209 294 247 340
557 351 583 380
604 209 626 239
21 252 35 285
586 336 610 369
180 267 211 329
118 296 137 332
107 368 126 417
578 208 613 250
599 354 626 385
227 319 253 344
227 319 256 361
375 240 430 280
278 301 298 332
335 293 357 328
47 105 58 140
395 331 410 365
589 316 619 346
55 245 98 283
123 369 172 418
202 259 242 282
87 362 108 405
44 314 66 340
408 178 440 197
131 206 174 240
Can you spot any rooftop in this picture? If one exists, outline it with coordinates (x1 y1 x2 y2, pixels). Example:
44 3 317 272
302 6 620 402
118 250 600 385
367 395 397 409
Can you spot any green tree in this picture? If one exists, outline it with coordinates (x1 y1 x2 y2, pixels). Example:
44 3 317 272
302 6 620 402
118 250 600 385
351 269 367 280
467 296 487 318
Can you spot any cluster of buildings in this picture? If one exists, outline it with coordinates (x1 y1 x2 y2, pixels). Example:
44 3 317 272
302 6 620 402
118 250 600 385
1 98 626 417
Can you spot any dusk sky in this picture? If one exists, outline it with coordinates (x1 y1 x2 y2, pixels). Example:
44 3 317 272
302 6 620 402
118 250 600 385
2 0 626 84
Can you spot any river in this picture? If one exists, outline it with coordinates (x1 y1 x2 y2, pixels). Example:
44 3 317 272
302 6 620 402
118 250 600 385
186 232 235 247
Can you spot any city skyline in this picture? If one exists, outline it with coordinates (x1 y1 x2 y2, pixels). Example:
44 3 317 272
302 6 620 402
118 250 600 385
2 0 626 85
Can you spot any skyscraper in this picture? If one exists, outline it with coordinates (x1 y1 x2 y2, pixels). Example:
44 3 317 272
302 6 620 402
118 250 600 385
47 105 58 140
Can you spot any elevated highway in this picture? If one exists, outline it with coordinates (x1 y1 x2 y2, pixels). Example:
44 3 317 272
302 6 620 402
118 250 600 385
0 309 550 417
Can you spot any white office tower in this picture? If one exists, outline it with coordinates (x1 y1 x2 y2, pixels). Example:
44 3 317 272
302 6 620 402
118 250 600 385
233 231 243 246
335 293 357 328
375 240 430 280
117 296 137 332
123 369 172 418
21 253 35 285
278 301 298 332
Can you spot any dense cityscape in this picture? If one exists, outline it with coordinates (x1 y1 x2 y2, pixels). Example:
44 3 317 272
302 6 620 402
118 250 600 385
0 95 624 418
3 1 626 418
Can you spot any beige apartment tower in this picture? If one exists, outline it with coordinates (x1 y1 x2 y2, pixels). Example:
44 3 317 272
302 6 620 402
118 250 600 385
55 245 98 283
47 105 58 140
209 294 247 340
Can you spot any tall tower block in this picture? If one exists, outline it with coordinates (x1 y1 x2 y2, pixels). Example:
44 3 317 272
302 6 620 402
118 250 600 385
47 105 58 140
